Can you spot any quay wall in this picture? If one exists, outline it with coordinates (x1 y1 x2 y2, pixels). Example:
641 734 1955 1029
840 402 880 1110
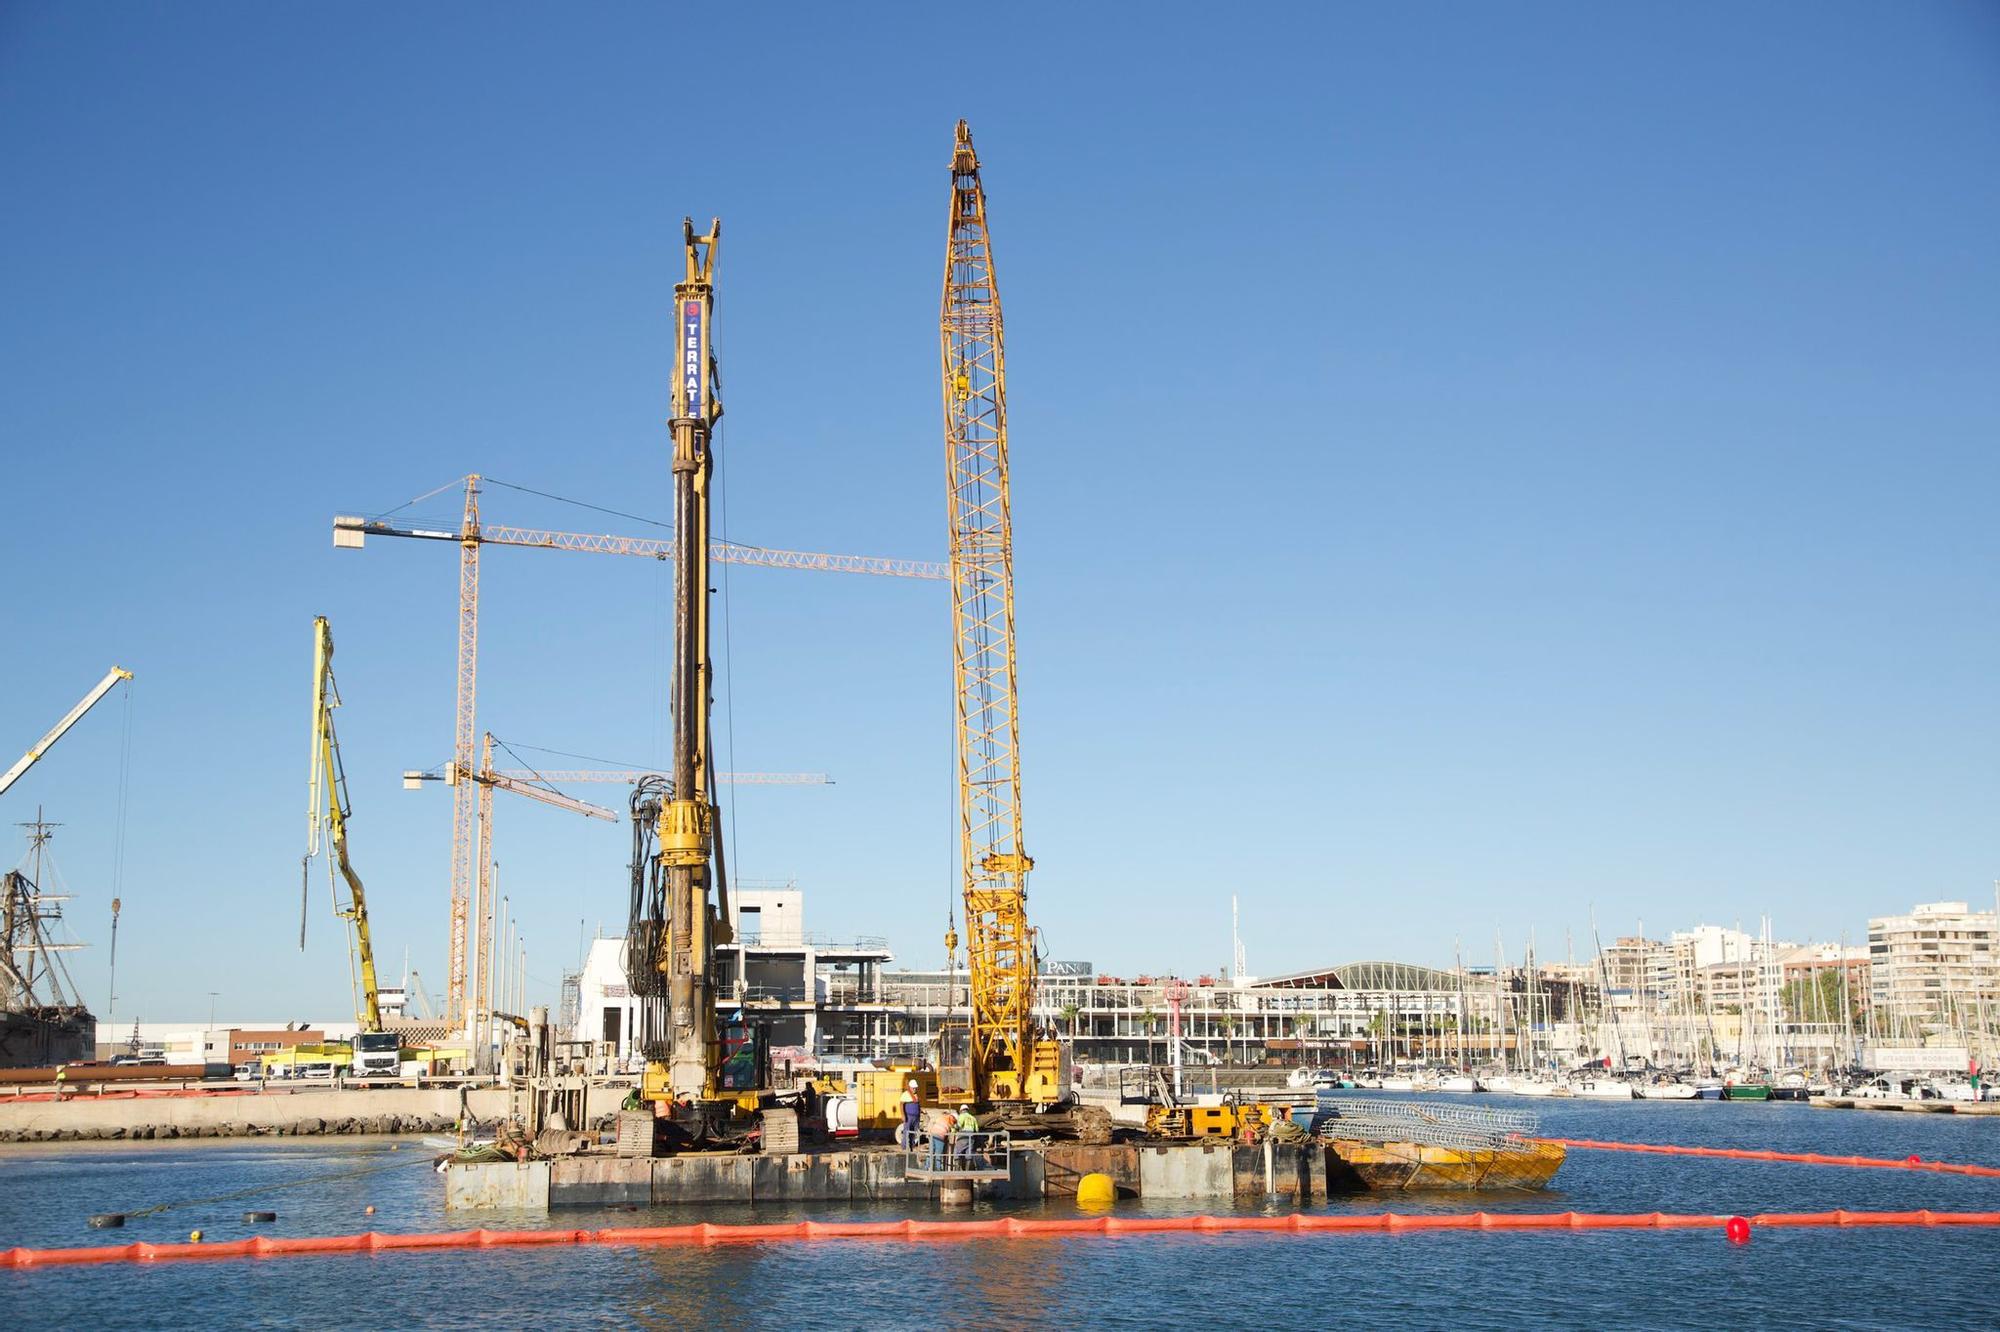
0 1087 519 1142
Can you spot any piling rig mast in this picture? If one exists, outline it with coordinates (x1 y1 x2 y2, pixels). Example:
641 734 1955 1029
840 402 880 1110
623 218 759 1134
938 122 1067 1110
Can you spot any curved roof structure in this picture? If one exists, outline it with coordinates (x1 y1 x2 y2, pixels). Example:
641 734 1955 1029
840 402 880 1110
1257 961 1469 992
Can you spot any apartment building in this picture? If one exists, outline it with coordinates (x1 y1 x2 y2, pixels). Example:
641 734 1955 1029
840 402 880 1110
1868 900 1999 1028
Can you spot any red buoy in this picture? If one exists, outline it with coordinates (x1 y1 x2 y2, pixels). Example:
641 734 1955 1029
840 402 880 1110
1724 1216 1751 1244
1907 1155 1921 1166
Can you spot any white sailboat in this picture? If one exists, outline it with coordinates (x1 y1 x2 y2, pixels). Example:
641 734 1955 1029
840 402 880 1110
1568 1075 1635 1099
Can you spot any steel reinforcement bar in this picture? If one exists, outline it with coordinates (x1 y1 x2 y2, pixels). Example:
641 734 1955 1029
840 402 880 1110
1543 1139 2000 1177
9 1211 2000 1268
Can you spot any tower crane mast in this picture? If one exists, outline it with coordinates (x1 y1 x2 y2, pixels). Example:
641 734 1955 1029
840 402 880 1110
938 121 1064 1108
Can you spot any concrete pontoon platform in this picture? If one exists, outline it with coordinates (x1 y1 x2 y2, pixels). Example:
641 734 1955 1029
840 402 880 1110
446 1138 1328 1211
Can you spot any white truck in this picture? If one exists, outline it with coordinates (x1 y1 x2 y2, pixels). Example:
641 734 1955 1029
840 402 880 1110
352 1031 402 1079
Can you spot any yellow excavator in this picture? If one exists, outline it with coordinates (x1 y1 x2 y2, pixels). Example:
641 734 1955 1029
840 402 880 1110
306 617 399 1077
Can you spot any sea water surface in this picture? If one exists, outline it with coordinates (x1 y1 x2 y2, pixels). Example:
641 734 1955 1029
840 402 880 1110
3 1098 1996 1328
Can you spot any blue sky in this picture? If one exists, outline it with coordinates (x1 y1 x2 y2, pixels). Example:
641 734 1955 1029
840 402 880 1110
3 3 1996 1023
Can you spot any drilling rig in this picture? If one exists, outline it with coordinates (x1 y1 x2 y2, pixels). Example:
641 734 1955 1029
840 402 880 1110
624 219 767 1145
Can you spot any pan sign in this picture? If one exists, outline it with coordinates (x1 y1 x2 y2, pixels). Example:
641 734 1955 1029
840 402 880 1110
680 300 705 417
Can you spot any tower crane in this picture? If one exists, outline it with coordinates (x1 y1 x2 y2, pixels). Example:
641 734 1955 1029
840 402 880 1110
937 122 1071 1115
407 968 437 1021
405 735 618 1069
305 616 385 1035
333 483 943 1036
404 750 826 1067
470 736 616 1061
1 667 133 798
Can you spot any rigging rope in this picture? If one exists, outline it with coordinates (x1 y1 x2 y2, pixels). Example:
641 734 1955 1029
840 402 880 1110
364 475 465 524
714 413 742 897
482 476 672 532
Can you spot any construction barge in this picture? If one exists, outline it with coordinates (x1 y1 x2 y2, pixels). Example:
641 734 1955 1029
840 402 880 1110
443 1092 1563 1210
451 1137 1348 1209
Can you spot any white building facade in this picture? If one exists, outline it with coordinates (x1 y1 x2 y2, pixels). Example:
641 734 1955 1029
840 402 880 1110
1868 900 1999 1031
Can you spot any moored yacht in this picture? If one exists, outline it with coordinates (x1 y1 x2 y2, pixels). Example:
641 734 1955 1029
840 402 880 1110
1568 1076 1635 1099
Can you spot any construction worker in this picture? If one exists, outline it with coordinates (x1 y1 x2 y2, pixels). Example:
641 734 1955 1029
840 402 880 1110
952 1104 980 1165
898 1078 922 1149
926 1105 954 1170
797 1081 822 1143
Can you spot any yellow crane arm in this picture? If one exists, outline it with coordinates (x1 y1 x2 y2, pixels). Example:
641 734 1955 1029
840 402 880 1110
940 120 1056 1105
1 666 133 797
308 617 384 1032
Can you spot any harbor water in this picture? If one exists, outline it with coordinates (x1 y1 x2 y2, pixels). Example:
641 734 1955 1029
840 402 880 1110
3 1099 1996 1328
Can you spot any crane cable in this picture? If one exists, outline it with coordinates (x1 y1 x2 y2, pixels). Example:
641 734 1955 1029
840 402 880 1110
713 411 742 905
108 680 134 926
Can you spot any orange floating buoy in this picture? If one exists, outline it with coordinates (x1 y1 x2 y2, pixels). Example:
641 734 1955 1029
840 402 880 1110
1724 1216 1751 1244
364 1206 376 1215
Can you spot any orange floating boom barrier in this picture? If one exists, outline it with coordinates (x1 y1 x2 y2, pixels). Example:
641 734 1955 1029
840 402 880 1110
7 1210 2000 1268
1543 1138 2000 1178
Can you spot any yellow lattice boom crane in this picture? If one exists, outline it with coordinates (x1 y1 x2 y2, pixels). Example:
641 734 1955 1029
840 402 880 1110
937 121 1071 1114
306 616 384 1034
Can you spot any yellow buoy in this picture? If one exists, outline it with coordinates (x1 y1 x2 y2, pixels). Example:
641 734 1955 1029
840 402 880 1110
1075 1172 1116 1206
188 1230 203 1243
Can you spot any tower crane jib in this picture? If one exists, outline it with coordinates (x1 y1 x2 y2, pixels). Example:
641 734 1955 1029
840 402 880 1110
332 481 940 1040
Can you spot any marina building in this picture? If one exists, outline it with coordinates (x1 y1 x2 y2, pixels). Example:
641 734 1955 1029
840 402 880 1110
876 960 1571 1068
1599 937 1675 1001
1867 900 2000 1030
569 885 894 1069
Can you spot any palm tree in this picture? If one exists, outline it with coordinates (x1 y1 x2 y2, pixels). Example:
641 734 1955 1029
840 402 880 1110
1217 1015 1237 1066
1139 1008 1160 1064
1058 1003 1082 1039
